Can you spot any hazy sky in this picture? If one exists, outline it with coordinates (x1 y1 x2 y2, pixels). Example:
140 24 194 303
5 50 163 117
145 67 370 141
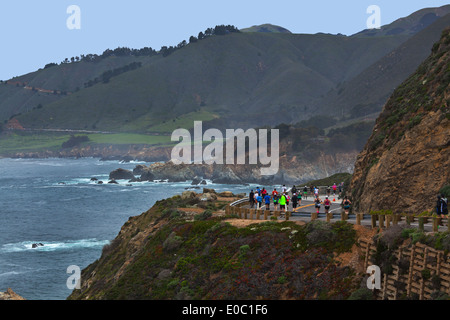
0 0 449 80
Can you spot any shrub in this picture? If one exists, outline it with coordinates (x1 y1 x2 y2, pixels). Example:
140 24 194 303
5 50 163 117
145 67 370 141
347 288 375 300
439 185 450 198
194 210 213 221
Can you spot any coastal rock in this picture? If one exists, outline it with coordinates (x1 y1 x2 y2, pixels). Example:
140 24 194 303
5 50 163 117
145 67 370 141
181 191 197 200
109 168 135 180
133 164 147 176
0 288 25 300
211 167 242 184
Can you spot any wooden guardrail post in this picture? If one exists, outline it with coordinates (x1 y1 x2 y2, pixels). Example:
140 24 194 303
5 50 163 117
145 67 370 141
311 212 318 221
433 217 439 232
393 214 399 225
356 213 361 225
371 215 377 229
418 217 425 232
253 209 259 220
286 211 291 221
386 215 391 228
246 208 252 220
326 212 332 222
379 215 385 228
263 210 269 220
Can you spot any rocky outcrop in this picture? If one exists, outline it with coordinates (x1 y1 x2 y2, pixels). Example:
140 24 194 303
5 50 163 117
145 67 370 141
121 150 358 186
109 168 135 180
349 27 450 214
0 288 25 300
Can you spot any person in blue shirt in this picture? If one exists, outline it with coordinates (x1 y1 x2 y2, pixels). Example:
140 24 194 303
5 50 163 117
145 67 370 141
264 194 271 210
256 194 263 209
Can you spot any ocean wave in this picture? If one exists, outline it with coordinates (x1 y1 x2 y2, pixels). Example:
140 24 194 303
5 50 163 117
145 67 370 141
0 271 21 278
0 239 110 253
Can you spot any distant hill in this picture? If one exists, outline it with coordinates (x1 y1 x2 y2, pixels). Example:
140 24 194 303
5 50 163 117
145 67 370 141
12 30 408 133
1 5 449 138
320 13 450 120
353 4 450 37
241 24 291 33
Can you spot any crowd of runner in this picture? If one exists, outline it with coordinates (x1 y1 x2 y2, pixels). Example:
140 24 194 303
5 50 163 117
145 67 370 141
248 182 349 214
248 184 448 219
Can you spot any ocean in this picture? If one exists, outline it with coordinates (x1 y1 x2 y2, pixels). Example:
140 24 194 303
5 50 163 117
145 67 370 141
0 157 251 300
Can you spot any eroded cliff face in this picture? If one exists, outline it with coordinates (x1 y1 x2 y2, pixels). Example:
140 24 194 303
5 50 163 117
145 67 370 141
350 28 450 214
131 150 358 185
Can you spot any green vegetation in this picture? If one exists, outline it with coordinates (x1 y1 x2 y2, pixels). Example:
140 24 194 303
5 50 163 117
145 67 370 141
5 21 426 134
303 173 352 187
439 185 450 198
68 193 360 300
0 131 174 155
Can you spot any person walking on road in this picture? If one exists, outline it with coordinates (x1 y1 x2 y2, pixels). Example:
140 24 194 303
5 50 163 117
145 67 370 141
437 194 448 224
342 196 351 215
303 186 308 200
292 193 298 211
273 192 279 211
324 196 331 214
279 193 287 213
249 190 255 208
256 194 263 209
264 193 271 210
314 196 322 214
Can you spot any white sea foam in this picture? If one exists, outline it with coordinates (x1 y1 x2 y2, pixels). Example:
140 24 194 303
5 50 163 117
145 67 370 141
0 239 110 253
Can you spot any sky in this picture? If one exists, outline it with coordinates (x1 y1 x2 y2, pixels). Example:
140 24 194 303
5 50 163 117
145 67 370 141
0 0 449 80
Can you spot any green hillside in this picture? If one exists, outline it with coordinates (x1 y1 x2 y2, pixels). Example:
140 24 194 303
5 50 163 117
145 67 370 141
353 4 450 37
321 13 450 120
13 31 409 133
241 23 292 33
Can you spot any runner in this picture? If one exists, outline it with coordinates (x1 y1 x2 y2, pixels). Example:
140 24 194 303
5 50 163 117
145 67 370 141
264 193 271 210
332 183 337 196
292 193 298 210
291 185 297 195
279 193 287 213
261 188 267 199
256 193 263 209
324 196 331 214
249 190 255 208
297 191 302 207
303 186 308 200
273 192 279 211
314 186 319 198
342 196 351 215
314 196 322 214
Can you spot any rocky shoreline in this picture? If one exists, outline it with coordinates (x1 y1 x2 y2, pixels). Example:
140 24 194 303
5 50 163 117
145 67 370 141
108 151 358 186
4 143 358 185
0 288 25 300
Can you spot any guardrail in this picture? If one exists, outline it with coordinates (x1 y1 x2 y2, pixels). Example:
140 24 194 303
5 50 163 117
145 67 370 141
226 196 449 231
